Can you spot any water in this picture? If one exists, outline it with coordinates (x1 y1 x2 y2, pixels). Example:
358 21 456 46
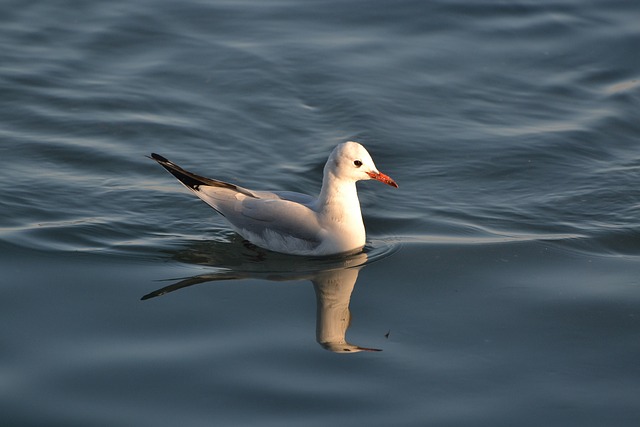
1 0 639 425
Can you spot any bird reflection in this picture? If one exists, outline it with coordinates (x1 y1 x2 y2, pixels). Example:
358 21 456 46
311 267 380 352
142 239 382 353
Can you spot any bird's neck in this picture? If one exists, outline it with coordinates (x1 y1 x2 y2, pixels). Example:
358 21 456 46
317 172 362 221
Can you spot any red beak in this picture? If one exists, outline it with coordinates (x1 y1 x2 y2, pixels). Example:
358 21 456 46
367 171 398 188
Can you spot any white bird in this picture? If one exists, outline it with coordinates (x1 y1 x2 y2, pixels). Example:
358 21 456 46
151 141 397 256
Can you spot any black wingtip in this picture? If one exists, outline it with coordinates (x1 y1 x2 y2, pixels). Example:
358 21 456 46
150 153 169 163
140 290 166 301
148 153 256 199
149 153 208 191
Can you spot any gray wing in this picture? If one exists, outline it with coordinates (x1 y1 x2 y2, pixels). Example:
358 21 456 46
199 187 323 245
256 190 316 206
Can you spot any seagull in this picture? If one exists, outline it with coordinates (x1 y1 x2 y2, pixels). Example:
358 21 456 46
151 141 397 256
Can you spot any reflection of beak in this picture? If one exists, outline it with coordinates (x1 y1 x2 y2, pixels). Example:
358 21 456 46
320 342 382 353
367 170 398 188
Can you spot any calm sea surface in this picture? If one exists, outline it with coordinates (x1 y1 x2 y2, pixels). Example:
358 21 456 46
1 0 639 425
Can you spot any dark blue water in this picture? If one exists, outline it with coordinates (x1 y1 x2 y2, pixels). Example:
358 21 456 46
2 0 639 425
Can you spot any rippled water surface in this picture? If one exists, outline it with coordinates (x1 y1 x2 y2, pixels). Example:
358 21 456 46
2 0 640 425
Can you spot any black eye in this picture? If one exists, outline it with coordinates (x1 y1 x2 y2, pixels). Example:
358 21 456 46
353 160 363 168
